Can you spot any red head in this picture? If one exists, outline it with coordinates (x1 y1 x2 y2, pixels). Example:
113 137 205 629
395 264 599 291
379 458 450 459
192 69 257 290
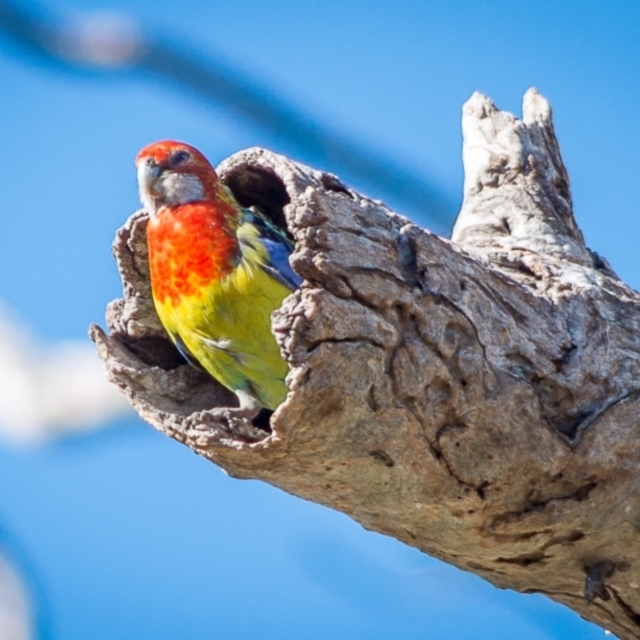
135 140 221 215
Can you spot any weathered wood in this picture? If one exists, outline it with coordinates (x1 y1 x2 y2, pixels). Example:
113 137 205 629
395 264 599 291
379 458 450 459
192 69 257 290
91 88 640 638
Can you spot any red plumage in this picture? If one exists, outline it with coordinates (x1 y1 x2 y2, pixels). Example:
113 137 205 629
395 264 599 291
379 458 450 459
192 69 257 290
147 201 238 306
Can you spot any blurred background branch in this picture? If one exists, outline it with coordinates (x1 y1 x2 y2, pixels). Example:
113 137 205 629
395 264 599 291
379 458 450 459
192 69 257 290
0 305 129 445
0 519 51 640
0 0 455 233
0 551 32 640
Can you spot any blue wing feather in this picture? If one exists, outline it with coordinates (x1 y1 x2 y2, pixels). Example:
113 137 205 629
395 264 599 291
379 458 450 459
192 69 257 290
239 209 302 290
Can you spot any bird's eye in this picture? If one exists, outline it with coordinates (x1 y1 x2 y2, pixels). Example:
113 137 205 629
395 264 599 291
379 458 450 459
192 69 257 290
170 150 191 167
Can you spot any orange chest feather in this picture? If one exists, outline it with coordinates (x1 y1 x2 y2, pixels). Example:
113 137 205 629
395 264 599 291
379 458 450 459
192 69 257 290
147 203 238 306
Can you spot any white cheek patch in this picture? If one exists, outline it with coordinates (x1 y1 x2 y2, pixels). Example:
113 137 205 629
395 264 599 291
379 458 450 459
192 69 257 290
160 172 205 206
139 189 159 215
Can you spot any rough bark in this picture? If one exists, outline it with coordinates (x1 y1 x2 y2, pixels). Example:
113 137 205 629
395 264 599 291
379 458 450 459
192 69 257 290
91 88 640 639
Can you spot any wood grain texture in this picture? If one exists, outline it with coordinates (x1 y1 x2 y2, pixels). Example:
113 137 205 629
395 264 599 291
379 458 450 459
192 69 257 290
91 89 640 638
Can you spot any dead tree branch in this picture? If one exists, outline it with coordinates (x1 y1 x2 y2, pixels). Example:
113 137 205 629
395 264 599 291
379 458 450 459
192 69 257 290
91 88 640 638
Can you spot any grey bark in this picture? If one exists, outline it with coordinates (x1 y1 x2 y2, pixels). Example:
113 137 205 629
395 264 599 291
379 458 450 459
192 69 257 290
91 88 640 639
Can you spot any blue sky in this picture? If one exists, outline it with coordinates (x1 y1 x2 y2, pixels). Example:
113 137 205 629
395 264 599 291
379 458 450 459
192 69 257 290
1 0 636 637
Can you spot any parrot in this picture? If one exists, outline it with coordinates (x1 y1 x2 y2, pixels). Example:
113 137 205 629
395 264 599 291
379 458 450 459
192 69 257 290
135 140 301 420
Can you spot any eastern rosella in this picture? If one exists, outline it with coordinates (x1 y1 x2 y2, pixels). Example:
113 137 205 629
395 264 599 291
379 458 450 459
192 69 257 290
135 141 301 419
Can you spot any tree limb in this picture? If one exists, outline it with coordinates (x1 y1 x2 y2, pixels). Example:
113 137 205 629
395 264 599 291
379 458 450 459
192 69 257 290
91 88 640 639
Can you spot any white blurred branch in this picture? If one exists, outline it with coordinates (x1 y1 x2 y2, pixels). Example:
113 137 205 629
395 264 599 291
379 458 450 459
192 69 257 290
0 552 32 640
0 305 130 445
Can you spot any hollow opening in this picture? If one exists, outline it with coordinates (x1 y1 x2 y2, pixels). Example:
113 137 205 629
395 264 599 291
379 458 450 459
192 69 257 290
221 164 291 236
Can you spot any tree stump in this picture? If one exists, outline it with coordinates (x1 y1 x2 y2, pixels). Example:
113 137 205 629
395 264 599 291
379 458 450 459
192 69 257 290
91 88 640 639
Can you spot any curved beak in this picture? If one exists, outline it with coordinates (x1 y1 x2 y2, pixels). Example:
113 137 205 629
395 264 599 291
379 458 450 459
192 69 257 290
136 159 164 215
137 159 161 195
